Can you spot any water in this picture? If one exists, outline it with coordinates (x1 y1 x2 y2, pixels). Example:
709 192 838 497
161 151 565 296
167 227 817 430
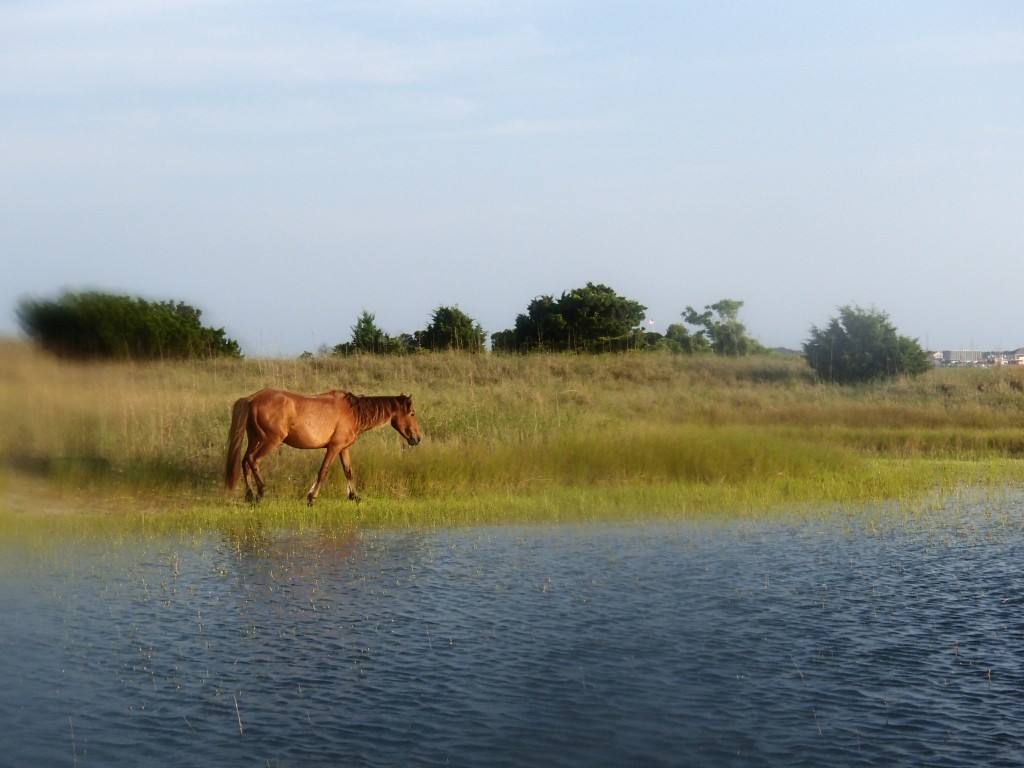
3 502 1024 767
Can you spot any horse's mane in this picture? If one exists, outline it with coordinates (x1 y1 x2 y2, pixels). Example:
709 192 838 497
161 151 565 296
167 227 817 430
345 393 406 431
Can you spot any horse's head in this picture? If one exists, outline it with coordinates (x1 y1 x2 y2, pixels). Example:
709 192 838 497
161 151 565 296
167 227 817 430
392 395 422 446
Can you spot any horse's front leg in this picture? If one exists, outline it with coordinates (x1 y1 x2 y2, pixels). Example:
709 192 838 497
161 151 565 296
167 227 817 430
340 446 360 503
308 446 341 506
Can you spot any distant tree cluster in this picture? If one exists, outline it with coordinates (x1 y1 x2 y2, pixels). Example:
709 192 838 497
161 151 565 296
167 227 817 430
16 291 241 360
330 311 417 356
330 286 770 360
326 289 931 385
654 298 763 356
491 283 647 352
329 306 485 356
328 284 650 357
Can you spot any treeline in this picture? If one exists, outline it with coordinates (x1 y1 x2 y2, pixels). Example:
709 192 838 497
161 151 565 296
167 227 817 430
327 284 764 356
326 306 486 356
16 285 931 384
323 282 929 384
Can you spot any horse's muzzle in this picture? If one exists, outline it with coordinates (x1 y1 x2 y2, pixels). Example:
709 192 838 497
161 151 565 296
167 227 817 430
407 435 421 446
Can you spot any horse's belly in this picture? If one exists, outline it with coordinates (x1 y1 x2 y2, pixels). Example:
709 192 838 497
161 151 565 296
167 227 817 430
283 430 329 449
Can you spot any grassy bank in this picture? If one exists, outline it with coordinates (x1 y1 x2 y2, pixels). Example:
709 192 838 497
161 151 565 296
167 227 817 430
2 339 1024 531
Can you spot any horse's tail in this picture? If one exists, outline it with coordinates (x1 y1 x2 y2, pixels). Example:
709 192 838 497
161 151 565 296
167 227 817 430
224 397 250 491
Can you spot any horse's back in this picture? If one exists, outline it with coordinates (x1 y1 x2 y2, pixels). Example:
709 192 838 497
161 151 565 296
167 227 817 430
248 387 344 409
249 388 355 446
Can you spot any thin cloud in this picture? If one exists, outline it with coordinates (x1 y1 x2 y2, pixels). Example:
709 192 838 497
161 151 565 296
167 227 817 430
440 117 626 139
0 1 554 96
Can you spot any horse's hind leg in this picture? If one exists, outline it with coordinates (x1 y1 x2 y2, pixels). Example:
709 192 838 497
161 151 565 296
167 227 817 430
238 440 259 502
241 451 261 503
245 435 283 502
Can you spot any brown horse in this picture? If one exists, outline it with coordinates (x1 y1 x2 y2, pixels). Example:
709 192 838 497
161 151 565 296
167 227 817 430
224 388 421 505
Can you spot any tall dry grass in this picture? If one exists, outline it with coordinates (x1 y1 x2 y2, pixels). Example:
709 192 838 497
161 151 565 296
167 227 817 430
3 338 1024 526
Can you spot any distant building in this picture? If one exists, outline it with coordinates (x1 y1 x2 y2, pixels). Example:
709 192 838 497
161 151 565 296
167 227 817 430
938 349 1024 366
942 349 985 365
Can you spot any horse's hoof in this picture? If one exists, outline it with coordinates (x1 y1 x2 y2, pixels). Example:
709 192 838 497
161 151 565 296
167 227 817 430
307 494 316 507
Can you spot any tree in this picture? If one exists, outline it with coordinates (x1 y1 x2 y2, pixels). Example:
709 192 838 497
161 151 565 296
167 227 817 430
803 305 931 384
351 310 386 353
508 294 566 351
494 283 646 352
558 283 647 350
16 291 241 359
664 322 709 354
490 328 517 352
681 299 762 356
330 311 418 356
421 306 486 352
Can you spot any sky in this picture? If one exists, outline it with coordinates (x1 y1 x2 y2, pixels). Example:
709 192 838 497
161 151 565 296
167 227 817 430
2 0 1022 356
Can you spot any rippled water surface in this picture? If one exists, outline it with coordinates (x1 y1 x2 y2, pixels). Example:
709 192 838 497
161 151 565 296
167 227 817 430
4 500 1024 767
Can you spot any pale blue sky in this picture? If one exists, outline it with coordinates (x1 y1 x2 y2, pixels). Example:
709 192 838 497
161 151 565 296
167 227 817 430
2 0 1021 355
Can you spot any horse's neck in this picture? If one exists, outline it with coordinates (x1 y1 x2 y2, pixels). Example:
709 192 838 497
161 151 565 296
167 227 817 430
351 395 397 432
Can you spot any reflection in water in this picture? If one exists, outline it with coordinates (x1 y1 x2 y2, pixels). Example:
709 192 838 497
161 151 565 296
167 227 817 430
3 501 1024 766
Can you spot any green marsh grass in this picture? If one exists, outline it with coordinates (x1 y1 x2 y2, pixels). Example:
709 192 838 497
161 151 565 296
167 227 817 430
3 339 1024 534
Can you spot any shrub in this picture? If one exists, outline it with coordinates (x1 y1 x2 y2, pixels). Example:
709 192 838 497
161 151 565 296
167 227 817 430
803 305 929 384
16 291 242 359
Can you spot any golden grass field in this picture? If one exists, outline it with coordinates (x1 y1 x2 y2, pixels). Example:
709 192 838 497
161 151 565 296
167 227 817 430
2 338 1024 533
